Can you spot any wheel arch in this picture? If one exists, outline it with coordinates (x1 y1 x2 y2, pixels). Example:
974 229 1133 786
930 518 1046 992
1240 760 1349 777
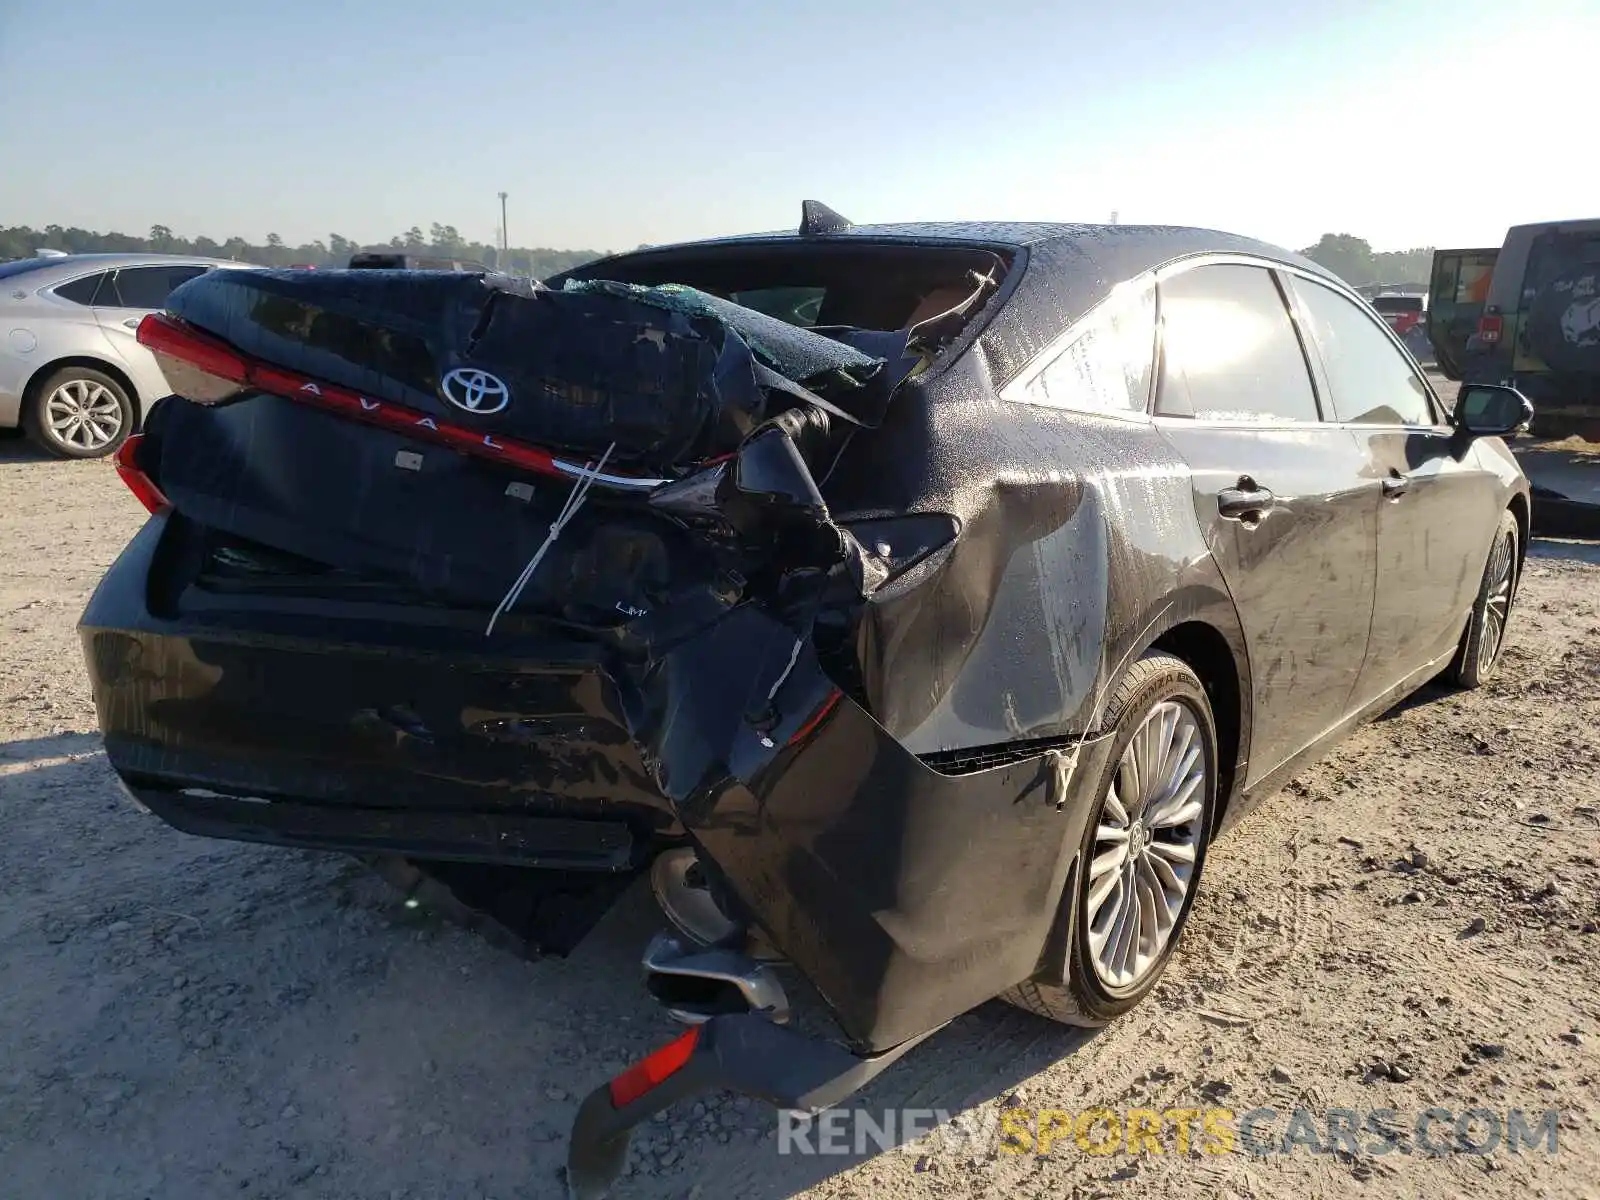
1149 620 1246 836
24 356 144 430
1101 585 1253 838
1506 490 1530 577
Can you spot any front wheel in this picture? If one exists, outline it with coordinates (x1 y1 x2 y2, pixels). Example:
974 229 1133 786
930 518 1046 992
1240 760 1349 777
1001 650 1218 1026
1444 510 1520 689
23 366 134 459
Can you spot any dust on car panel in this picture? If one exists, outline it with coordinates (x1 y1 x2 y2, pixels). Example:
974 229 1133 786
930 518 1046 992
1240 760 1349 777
77 201 1533 1198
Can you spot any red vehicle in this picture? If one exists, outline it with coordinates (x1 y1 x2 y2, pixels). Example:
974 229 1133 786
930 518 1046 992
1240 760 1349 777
1371 292 1426 337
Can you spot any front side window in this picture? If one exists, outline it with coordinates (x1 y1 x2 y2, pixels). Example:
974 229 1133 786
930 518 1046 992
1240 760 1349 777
1291 277 1437 426
1156 264 1321 423
1020 282 1156 415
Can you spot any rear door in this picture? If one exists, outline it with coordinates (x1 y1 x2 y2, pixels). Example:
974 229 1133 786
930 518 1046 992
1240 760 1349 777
1288 273 1502 703
92 263 214 403
1426 247 1498 380
1151 261 1378 784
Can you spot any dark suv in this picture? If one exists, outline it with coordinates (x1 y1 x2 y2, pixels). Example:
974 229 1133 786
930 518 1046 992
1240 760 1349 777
1430 219 1600 437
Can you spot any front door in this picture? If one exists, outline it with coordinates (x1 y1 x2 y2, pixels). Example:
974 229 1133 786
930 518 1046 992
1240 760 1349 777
1288 274 1506 702
1151 261 1378 785
91 263 213 401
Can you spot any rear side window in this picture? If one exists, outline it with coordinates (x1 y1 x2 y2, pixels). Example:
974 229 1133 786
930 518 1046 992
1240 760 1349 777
1523 229 1600 300
1156 264 1320 422
1291 278 1437 426
107 265 210 309
1020 282 1156 414
52 273 108 305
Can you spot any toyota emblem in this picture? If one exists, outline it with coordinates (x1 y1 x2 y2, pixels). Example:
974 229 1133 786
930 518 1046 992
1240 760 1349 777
440 367 511 414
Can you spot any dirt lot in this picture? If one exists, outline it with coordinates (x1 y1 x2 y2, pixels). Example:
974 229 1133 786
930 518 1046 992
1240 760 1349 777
2 430 1598 1200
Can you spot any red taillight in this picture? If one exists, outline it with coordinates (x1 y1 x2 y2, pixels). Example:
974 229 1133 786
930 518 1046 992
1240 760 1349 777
1477 313 1503 345
136 313 248 383
607 1027 701 1108
114 435 169 515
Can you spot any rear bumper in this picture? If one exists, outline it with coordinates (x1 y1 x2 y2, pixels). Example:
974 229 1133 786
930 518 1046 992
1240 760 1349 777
81 515 683 868
121 781 637 868
0 357 25 427
81 512 1114 1052
566 1013 941 1200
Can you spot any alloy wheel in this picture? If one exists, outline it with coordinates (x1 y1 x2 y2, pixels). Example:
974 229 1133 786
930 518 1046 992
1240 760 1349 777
45 378 124 452
1086 699 1207 991
1480 530 1515 670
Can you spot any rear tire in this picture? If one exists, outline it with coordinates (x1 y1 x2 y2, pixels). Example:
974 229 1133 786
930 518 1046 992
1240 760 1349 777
1001 651 1218 1026
23 366 134 459
1444 510 1520 689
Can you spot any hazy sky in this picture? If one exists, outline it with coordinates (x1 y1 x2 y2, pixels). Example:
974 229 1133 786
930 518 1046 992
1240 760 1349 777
2 0 1595 253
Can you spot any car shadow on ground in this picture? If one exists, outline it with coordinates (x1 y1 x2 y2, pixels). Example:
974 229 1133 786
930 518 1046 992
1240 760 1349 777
0 433 56 463
1529 536 1600 566
1375 536 1599 727
0 730 105 762
0 731 1102 1199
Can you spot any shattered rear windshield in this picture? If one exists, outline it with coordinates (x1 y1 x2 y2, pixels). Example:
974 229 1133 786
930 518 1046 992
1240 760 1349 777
729 286 826 327
552 241 1011 336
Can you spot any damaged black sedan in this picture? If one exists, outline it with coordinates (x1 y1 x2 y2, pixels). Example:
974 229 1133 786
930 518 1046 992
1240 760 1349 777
79 203 1533 1196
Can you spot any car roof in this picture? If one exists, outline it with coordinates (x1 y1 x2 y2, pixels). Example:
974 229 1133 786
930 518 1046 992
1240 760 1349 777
609 218 1318 259
0 253 258 297
1503 217 1600 237
585 219 1342 386
5 252 253 275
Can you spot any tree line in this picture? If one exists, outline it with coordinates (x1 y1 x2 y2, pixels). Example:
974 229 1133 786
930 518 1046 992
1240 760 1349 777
1298 234 1436 288
1 222 1439 289
0 222 606 279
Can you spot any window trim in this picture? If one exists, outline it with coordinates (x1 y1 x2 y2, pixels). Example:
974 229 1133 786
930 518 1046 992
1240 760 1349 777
1150 252 1447 432
44 261 219 310
47 270 111 307
997 249 1449 431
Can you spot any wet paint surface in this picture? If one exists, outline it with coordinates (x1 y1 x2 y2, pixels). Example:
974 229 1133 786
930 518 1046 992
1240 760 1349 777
80 222 1530 1053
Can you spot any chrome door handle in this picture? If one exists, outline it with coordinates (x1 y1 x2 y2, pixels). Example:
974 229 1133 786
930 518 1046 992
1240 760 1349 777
1218 485 1276 520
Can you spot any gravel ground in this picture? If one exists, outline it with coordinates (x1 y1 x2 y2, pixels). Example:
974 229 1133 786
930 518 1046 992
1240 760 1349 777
2 425 1598 1200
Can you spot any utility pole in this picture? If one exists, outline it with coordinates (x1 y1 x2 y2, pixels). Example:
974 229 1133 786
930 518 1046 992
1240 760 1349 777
498 192 509 254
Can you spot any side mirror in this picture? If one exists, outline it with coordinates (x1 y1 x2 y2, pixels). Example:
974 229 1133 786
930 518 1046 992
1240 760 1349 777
1454 383 1533 438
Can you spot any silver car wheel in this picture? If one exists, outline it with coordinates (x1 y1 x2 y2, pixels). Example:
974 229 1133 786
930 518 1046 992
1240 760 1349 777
1479 529 1515 669
1085 699 1207 990
45 379 124 451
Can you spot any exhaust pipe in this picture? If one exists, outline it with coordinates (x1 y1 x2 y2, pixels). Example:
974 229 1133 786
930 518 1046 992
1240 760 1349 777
641 932 790 1026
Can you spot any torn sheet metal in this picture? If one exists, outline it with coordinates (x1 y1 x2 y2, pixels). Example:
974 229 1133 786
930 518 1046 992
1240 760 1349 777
163 269 887 472
84 222 1346 1059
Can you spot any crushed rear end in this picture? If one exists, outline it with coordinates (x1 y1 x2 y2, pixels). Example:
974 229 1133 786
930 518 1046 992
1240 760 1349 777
77 225 1115 1195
